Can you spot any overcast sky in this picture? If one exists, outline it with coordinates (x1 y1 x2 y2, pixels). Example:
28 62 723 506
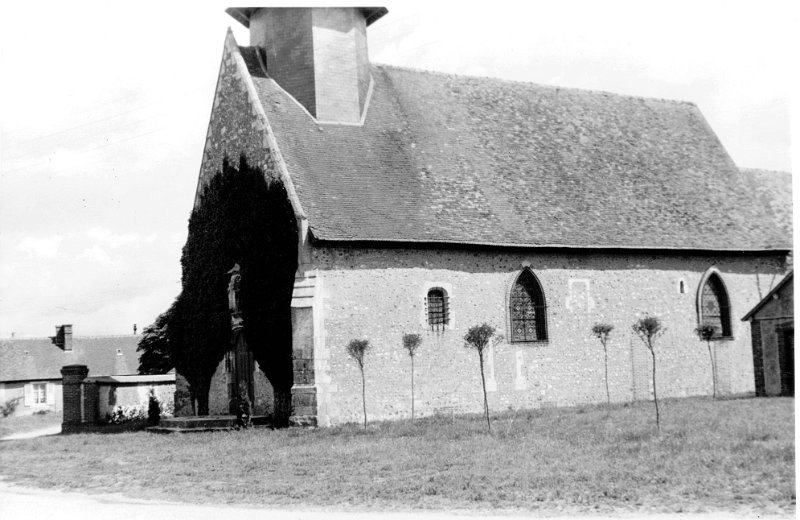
0 0 795 338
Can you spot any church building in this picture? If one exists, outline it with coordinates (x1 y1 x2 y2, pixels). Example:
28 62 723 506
184 7 791 426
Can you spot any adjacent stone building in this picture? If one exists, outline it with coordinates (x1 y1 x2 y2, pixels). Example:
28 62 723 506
743 271 794 397
185 7 792 426
0 325 140 416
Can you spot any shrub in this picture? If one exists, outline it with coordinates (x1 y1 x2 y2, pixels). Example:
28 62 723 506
107 404 147 424
1 397 22 417
402 333 423 420
591 323 614 406
632 315 665 430
464 323 497 433
147 389 161 425
346 339 371 429
696 324 718 398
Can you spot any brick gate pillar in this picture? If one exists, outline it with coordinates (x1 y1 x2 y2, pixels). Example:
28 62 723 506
61 364 89 432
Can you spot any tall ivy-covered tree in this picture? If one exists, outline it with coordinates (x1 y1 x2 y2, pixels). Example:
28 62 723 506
171 155 298 421
136 301 177 375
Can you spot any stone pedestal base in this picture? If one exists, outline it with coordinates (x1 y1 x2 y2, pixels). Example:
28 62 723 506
289 384 317 427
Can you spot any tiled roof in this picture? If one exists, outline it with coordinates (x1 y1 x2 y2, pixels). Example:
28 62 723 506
741 270 793 321
0 335 140 383
741 168 793 244
240 47 789 251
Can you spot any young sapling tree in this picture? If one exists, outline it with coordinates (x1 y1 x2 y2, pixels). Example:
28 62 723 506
632 315 666 430
591 323 614 406
464 323 497 433
402 333 423 421
696 324 717 398
346 339 371 429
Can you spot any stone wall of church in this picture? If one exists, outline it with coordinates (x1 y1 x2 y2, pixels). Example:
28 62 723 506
205 358 274 416
196 33 280 202
307 245 787 426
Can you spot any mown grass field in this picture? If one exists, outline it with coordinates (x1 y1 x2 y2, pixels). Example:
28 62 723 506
0 397 794 515
0 411 60 438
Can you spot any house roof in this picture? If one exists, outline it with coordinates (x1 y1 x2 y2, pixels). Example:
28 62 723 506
0 335 140 383
741 271 794 321
740 168 793 244
238 46 790 252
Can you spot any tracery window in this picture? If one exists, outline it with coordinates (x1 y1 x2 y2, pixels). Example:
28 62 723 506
699 272 731 338
426 288 449 329
510 269 547 342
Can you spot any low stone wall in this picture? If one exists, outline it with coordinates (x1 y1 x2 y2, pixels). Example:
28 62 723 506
60 364 175 432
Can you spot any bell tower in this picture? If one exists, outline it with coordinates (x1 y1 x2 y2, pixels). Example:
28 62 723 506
226 7 387 124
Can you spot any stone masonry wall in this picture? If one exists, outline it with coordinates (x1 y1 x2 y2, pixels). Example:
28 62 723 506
205 358 274 416
196 31 281 201
309 246 786 425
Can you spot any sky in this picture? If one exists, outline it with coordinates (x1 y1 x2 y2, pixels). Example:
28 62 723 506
0 0 795 338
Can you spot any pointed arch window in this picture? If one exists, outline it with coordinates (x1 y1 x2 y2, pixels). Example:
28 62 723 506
699 272 732 338
510 269 548 342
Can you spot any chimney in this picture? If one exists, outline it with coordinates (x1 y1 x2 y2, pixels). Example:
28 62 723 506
51 324 73 351
226 7 387 124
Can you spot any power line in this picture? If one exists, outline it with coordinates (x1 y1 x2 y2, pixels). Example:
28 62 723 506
2 85 209 149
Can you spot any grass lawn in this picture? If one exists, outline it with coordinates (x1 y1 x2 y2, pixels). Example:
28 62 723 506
0 412 61 438
0 397 793 515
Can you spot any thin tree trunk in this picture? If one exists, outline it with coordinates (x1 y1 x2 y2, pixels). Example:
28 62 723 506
707 340 717 398
478 350 491 433
411 355 415 421
649 344 660 430
603 342 611 406
361 366 367 430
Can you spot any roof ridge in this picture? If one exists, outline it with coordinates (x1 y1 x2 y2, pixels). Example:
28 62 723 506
373 63 696 108
2 334 139 341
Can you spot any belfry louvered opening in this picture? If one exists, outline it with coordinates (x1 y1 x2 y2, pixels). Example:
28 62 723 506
510 269 548 342
426 288 450 330
699 273 732 338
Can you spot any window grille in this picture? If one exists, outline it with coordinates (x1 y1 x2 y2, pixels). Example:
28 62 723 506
510 270 547 342
700 274 731 337
426 288 449 330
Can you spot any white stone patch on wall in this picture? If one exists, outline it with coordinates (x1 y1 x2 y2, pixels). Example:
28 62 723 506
566 278 595 313
514 350 527 390
485 343 497 392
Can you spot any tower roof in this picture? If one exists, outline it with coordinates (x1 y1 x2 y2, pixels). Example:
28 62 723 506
225 7 388 28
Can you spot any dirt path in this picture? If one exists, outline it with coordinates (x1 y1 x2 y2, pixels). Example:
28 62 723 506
0 482 789 520
0 424 61 441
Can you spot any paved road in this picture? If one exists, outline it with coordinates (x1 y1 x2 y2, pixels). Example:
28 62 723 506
0 482 787 520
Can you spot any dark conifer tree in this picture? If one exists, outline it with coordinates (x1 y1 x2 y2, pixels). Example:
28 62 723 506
170 155 298 420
